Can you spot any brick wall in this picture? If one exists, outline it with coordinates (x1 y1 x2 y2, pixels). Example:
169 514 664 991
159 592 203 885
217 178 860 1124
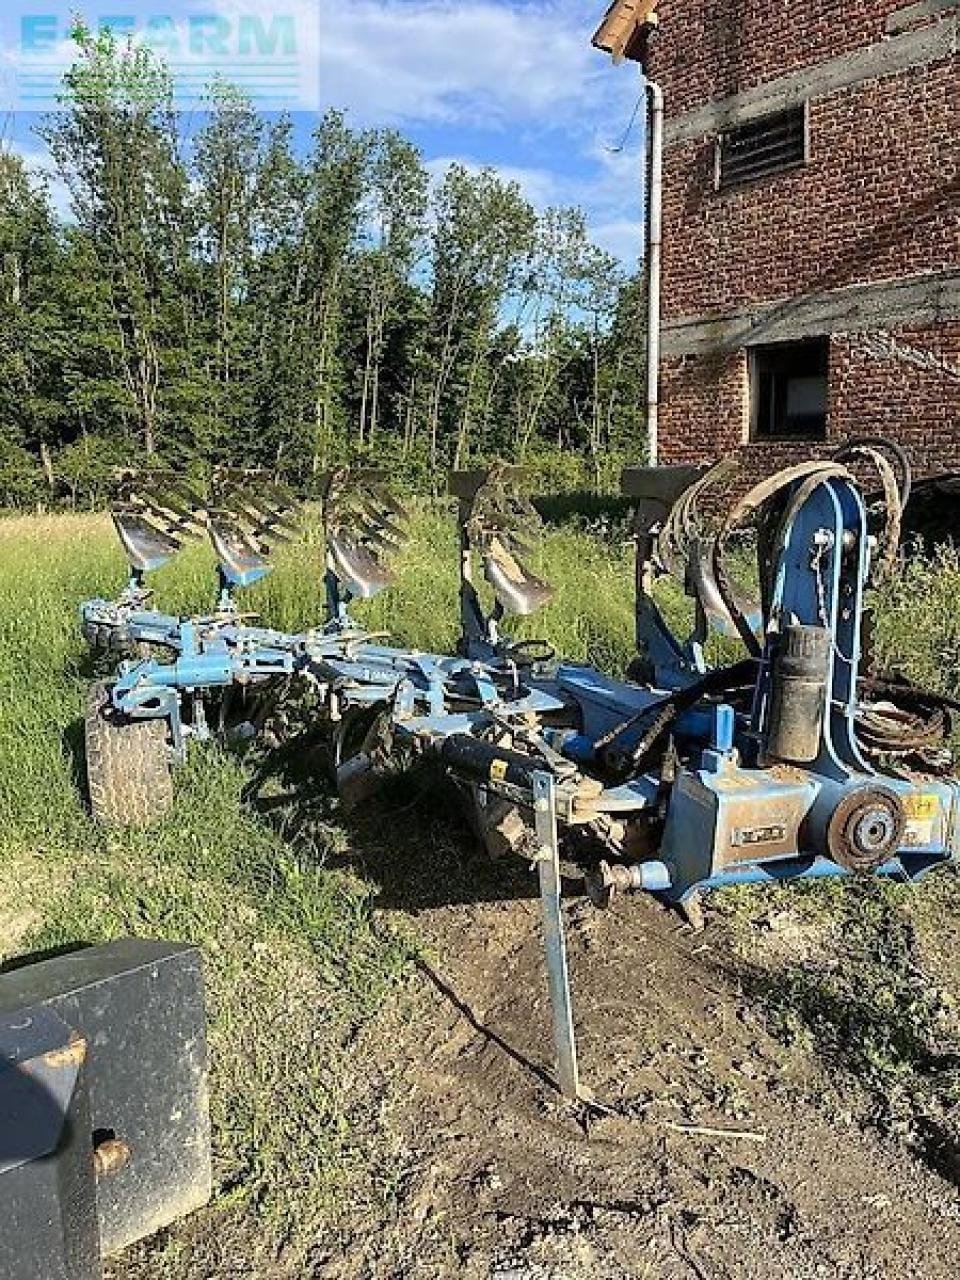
660 60 959 322
660 322 960 479
649 0 940 119
831 323 960 466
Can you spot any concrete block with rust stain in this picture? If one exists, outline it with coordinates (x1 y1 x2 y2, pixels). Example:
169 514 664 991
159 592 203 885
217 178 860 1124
0 939 212 1258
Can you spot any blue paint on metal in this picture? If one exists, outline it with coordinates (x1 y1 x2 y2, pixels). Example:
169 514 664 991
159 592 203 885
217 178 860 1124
80 467 960 914
561 734 596 764
712 704 735 753
690 849 953 895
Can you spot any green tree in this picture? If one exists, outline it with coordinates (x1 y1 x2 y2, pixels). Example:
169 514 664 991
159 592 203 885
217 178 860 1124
193 82 273 456
599 274 648 460
0 151 65 489
354 131 427 448
0 31 633 506
425 165 536 469
42 22 191 455
248 112 370 476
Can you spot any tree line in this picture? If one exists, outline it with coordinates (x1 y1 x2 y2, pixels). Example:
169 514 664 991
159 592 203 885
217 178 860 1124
0 25 646 506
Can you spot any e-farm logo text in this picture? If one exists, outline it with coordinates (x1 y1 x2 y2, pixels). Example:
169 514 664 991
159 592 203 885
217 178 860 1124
2 4 321 110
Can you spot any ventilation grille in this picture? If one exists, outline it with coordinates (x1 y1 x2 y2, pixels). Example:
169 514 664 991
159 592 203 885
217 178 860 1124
717 105 807 190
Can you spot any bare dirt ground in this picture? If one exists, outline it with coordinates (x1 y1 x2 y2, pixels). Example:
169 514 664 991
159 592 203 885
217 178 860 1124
318 857 960 1280
107 800 960 1280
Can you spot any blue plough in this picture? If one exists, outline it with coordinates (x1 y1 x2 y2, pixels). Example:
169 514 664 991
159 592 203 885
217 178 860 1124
81 447 960 1099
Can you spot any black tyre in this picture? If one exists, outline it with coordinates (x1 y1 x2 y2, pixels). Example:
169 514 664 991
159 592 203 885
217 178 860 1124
85 622 153 661
85 681 174 828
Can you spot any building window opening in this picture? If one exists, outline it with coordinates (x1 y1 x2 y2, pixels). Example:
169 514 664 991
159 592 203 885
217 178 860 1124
716 104 808 189
750 338 829 441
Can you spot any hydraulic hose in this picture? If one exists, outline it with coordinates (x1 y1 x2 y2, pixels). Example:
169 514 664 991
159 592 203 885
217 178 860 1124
832 439 909 581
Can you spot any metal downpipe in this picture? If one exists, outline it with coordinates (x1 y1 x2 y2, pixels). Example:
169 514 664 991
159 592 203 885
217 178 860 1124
644 78 664 467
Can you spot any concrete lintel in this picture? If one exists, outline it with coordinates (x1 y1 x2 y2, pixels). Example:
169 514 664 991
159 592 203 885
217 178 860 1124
661 272 960 357
887 0 960 35
664 19 958 145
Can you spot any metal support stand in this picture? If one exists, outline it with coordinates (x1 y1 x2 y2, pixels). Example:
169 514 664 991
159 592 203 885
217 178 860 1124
532 771 582 1100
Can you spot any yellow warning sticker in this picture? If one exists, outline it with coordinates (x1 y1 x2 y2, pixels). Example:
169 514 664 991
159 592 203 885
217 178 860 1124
902 793 940 822
489 759 509 783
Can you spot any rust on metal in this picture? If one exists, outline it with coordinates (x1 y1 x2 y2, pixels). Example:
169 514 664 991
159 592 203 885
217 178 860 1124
41 1032 88 1071
93 1137 133 1180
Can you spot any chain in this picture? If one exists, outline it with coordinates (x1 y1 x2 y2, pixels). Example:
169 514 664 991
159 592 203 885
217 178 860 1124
812 536 855 666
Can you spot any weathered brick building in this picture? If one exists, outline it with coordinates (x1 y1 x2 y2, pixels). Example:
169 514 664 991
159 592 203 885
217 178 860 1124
642 0 959 476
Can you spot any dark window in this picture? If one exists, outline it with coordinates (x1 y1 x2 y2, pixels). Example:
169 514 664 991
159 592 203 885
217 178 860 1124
750 338 829 441
716 105 808 189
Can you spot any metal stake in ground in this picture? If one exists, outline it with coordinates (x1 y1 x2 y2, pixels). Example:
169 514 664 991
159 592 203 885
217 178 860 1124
532 770 581 1101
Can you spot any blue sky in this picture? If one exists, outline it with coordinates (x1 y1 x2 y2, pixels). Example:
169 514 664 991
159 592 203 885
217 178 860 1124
313 0 645 262
6 1 645 265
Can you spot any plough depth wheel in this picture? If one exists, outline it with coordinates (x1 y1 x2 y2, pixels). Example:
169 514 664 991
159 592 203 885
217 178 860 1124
85 681 173 828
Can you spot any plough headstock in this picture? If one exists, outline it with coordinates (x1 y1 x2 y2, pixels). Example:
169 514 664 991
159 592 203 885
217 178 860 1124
622 441 912 682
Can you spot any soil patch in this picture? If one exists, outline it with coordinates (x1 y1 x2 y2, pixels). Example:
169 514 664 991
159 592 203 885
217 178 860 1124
322 890 960 1278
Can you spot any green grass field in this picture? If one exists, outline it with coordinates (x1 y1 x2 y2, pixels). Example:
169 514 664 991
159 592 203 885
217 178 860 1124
2 508 960 1271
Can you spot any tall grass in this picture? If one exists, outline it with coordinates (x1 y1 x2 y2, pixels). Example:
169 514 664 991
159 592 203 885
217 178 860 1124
871 543 960 697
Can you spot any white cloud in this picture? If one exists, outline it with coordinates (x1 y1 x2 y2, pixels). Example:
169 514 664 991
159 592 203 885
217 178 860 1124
424 153 561 208
315 1 646 264
590 218 642 264
576 140 646 266
423 148 644 267
0 2 649 265
318 0 634 131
